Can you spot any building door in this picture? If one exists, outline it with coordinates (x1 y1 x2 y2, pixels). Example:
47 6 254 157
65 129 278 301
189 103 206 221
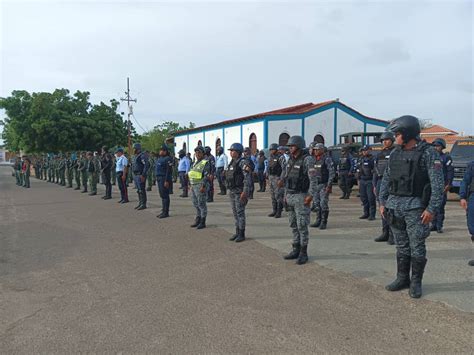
215 138 221 153
183 142 187 153
249 133 257 155
279 133 290 146
313 134 325 144
197 140 202 147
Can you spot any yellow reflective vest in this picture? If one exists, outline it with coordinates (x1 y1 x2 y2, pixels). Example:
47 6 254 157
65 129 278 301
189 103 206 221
188 159 208 185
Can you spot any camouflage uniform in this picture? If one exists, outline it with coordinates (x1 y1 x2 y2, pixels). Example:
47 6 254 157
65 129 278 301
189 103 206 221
58 156 66 186
78 155 88 192
268 152 286 217
189 158 210 223
283 153 312 247
147 155 156 191
307 152 335 228
87 155 100 194
73 156 81 189
225 156 252 239
66 155 74 187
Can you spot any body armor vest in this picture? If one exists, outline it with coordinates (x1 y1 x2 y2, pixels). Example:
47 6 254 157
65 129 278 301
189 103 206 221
338 155 351 171
388 145 430 198
225 158 244 190
375 148 393 177
269 154 283 176
286 154 310 193
359 157 373 179
313 156 329 184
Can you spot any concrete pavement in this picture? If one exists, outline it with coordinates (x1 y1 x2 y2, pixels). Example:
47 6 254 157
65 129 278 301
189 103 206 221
1 167 473 353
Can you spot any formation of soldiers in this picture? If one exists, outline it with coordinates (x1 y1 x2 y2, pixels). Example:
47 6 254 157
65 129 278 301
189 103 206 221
14 116 474 299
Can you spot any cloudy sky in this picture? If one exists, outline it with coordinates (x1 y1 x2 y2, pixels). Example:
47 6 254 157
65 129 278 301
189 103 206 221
1 0 473 136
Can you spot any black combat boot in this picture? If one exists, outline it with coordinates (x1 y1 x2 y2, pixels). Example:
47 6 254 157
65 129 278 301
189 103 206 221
468 260 474 266
207 193 214 203
359 210 369 219
296 245 308 265
283 243 300 260
229 227 240 241
81 189 88 193
158 200 170 218
385 254 411 291
387 229 395 245
135 192 142 210
74 187 80 190
146 186 152 191
180 190 188 198
409 257 427 299
274 202 283 218
320 211 329 230
235 228 245 242
137 193 147 210
268 201 277 217
310 210 322 228
374 225 389 242
190 216 201 228
196 217 206 229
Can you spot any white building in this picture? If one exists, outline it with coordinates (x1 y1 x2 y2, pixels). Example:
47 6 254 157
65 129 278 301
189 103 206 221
173 99 388 155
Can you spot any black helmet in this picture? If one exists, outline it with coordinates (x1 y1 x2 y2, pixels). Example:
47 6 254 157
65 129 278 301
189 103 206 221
269 143 279 150
228 143 244 153
380 131 395 142
178 149 185 156
386 115 420 143
133 143 142 150
217 146 224 154
194 146 205 153
432 138 446 149
243 147 251 154
204 146 211 154
287 135 306 149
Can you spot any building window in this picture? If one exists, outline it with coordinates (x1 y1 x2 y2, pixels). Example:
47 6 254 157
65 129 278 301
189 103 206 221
197 140 202 146
249 133 257 155
183 142 187 153
215 138 221 153
279 133 290 146
313 134 325 144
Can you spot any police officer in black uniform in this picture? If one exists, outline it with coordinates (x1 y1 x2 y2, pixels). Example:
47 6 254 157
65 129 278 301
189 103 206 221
374 132 395 243
155 144 174 218
132 143 150 210
267 143 285 218
357 145 377 220
100 146 113 200
337 147 354 199
431 138 454 233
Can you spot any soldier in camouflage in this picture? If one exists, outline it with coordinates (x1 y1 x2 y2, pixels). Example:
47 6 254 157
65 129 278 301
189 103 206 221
72 153 81 190
78 152 88 193
204 146 216 203
373 131 396 244
280 135 313 265
58 154 66 186
66 153 74 188
267 143 286 218
225 143 253 243
379 115 444 298
86 151 100 195
308 142 335 230
146 151 155 191
188 146 211 229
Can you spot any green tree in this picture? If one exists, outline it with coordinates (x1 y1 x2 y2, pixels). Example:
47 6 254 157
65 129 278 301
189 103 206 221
0 89 132 153
141 121 195 153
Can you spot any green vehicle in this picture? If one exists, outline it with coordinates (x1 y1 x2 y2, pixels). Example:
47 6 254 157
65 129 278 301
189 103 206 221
450 139 474 194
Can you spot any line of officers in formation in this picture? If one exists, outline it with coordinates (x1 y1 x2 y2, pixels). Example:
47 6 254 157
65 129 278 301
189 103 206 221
16 116 474 299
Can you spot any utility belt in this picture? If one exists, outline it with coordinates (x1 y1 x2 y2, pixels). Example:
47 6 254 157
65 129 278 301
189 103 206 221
117 171 124 176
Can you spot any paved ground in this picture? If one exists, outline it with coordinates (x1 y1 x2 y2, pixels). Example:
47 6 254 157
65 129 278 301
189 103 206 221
0 166 473 353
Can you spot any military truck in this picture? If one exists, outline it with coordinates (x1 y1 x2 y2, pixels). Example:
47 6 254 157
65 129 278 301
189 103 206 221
450 139 474 194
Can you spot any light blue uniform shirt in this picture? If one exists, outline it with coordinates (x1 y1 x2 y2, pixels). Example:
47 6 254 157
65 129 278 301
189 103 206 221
116 155 128 172
178 157 191 173
215 154 228 169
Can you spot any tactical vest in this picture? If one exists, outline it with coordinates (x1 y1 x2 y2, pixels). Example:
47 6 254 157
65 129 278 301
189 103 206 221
338 155 351 171
375 148 393 177
359 157 373 179
286 154 310 193
388 145 430 198
225 158 244 190
188 159 208 185
268 154 283 176
313 156 329 184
